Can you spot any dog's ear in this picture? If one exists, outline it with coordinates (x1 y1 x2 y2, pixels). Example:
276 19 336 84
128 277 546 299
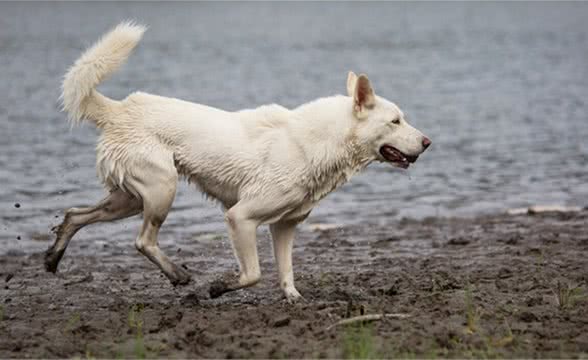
347 71 358 97
353 74 375 119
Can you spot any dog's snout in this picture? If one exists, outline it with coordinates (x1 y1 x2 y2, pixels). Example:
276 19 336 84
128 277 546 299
422 137 431 149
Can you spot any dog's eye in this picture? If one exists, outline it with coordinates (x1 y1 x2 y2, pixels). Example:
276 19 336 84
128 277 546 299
391 118 400 125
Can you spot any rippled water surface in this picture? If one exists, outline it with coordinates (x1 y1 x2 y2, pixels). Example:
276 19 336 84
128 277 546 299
1 2 588 255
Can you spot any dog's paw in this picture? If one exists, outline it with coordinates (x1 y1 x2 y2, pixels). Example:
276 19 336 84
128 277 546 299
171 275 191 287
284 287 305 304
44 247 64 273
169 267 192 287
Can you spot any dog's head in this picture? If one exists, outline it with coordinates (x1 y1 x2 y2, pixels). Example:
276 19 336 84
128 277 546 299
347 71 431 169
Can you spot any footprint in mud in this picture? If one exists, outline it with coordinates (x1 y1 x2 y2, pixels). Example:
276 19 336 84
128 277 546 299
447 237 471 246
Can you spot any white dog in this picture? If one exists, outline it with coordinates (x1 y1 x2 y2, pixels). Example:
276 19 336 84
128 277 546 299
45 22 431 302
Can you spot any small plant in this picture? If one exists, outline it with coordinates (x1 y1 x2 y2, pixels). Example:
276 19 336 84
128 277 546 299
553 282 583 310
318 272 332 287
128 303 146 359
464 286 479 334
492 320 514 348
85 347 95 360
342 324 378 359
63 312 81 334
535 250 546 268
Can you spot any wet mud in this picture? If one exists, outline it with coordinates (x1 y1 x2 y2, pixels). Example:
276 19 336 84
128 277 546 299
1 211 587 358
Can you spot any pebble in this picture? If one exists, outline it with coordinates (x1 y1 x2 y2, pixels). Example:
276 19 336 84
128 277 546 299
518 311 539 322
271 315 291 327
14 203 21 208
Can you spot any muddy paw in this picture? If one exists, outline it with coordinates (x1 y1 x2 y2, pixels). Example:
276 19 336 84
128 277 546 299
171 275 191 287
44 248 64 273
284 289 305 304
169 268 192 286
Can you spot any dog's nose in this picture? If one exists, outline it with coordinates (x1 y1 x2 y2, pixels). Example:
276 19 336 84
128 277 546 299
422 137 432 149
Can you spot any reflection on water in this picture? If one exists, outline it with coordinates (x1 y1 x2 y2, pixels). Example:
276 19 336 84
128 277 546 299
1 2 587 254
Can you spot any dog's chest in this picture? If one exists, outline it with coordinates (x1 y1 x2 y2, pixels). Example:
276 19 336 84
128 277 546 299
304 165 357 202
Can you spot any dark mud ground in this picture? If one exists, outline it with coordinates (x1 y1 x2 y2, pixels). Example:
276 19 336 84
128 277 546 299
1 211 587 358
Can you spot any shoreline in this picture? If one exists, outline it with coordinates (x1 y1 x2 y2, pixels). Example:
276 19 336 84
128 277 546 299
1 210 587 357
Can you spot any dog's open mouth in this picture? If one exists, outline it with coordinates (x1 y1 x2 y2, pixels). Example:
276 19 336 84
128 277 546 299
379 145 419 169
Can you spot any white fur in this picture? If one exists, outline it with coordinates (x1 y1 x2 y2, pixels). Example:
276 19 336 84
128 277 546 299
62 21 146 125
52 22 430 301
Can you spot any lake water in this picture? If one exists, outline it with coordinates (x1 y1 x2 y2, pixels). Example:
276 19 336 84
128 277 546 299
1 2 587 255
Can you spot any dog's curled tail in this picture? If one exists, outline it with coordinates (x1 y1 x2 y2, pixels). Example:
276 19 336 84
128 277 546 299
61 21 146 127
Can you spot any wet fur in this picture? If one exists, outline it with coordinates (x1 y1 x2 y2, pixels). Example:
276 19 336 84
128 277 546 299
46 22 429 301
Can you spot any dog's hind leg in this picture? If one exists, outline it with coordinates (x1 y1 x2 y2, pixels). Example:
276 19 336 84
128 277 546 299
209 202 262 298
45 188 143 273
133 171 191 286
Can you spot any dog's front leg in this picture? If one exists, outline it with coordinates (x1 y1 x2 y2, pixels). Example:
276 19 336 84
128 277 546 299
209 205 261 298
209 191 305 299
270 218 304 303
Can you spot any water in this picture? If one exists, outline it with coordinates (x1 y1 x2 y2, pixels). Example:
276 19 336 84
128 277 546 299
1 2 588 255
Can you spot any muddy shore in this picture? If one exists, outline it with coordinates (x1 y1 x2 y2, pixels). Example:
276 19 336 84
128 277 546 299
1 211 587 358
